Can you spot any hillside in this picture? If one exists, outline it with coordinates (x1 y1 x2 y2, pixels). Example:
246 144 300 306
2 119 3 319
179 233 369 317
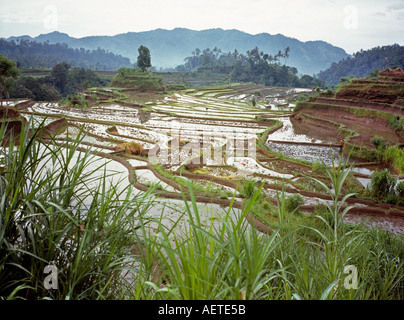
4 28 349 75
110 68 163 91
317 44 404 85
293 68 404 172
0 39 132 70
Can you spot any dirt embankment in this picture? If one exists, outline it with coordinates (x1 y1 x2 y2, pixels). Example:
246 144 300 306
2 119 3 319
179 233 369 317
335 70 404 105
314 97 404 116
294 71 404 150
292 106 403 149
336 83 403 104
37 118 68 139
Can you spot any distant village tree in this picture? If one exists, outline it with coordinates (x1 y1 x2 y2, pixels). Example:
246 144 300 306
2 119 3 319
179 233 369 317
0 55 20 107
137 45 151 72
50 62 70 95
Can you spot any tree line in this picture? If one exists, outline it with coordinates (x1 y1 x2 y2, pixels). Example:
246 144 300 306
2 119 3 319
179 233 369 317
0 39 132 71
0 55 108 102
174 46 323 88
317 44 404 85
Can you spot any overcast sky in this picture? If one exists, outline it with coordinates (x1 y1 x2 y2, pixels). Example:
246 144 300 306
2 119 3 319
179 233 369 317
0 0 403 54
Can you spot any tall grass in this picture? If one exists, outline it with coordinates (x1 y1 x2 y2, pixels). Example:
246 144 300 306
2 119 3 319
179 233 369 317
297 151 403 299
0 118 156 299
137 182 288 300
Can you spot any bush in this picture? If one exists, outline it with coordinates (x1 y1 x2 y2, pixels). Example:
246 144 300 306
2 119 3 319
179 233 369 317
285 193 304 214
397 181 404 198
67 93 88 108
387 115 403 131
370 136 388 149
386 194 399 205
370 169 397 200
312 161 326 173
240 180 257 198
382 145 404 173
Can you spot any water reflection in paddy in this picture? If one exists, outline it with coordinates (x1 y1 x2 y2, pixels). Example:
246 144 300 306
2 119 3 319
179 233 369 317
268 142 348 166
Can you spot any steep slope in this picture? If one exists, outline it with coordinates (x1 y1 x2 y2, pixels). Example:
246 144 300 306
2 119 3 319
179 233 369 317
293 69 404 166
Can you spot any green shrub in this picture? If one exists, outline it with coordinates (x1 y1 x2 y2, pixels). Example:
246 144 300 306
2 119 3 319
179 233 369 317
370 169 397 200
240 179 257 198
312 161 326 173
387 115 403 131
397 181 404 198
251 96 257 107
382 145 404 173
370 136 388 149
386 193 399 205
285 193 304 214
67 93 88 108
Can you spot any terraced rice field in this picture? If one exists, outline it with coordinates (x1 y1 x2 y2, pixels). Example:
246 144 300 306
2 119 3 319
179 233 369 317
10 83 404 234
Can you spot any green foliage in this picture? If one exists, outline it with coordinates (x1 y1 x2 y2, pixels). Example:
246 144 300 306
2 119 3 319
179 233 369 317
396 98 404 106
312 161 326 173
67 93 88 108
251 96 257 107
50 62 70 94
387 115 403 131
165 83 187 91
0 54 20 105
318 44 404 85
11 76 61 101
142 181 287 300
370 169 397 200
178 47 324 88
0 39 132 70
240 179 257 199
307 151 357 244
137 45 151 72
111 68 163 91
0 118 155 299
67 67 108 93
285 193 304 214
397 181 404 198
9 63 108 101
370 136 388 149
382 145 404 173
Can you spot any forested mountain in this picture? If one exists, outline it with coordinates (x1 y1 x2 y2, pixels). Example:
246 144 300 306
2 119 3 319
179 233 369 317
0 39 132 70
4 28 349 75
317 44 404 85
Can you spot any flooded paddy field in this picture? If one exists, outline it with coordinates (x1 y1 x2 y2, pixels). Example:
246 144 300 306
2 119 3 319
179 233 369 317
9 83 404 235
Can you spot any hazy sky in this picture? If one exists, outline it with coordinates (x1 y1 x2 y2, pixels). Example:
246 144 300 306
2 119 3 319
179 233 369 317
0 0 403 54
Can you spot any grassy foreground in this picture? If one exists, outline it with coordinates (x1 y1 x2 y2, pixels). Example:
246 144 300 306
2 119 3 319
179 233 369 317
0 119 403 300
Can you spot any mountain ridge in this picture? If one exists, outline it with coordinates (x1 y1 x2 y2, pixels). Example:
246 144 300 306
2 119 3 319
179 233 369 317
4 28 349 75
